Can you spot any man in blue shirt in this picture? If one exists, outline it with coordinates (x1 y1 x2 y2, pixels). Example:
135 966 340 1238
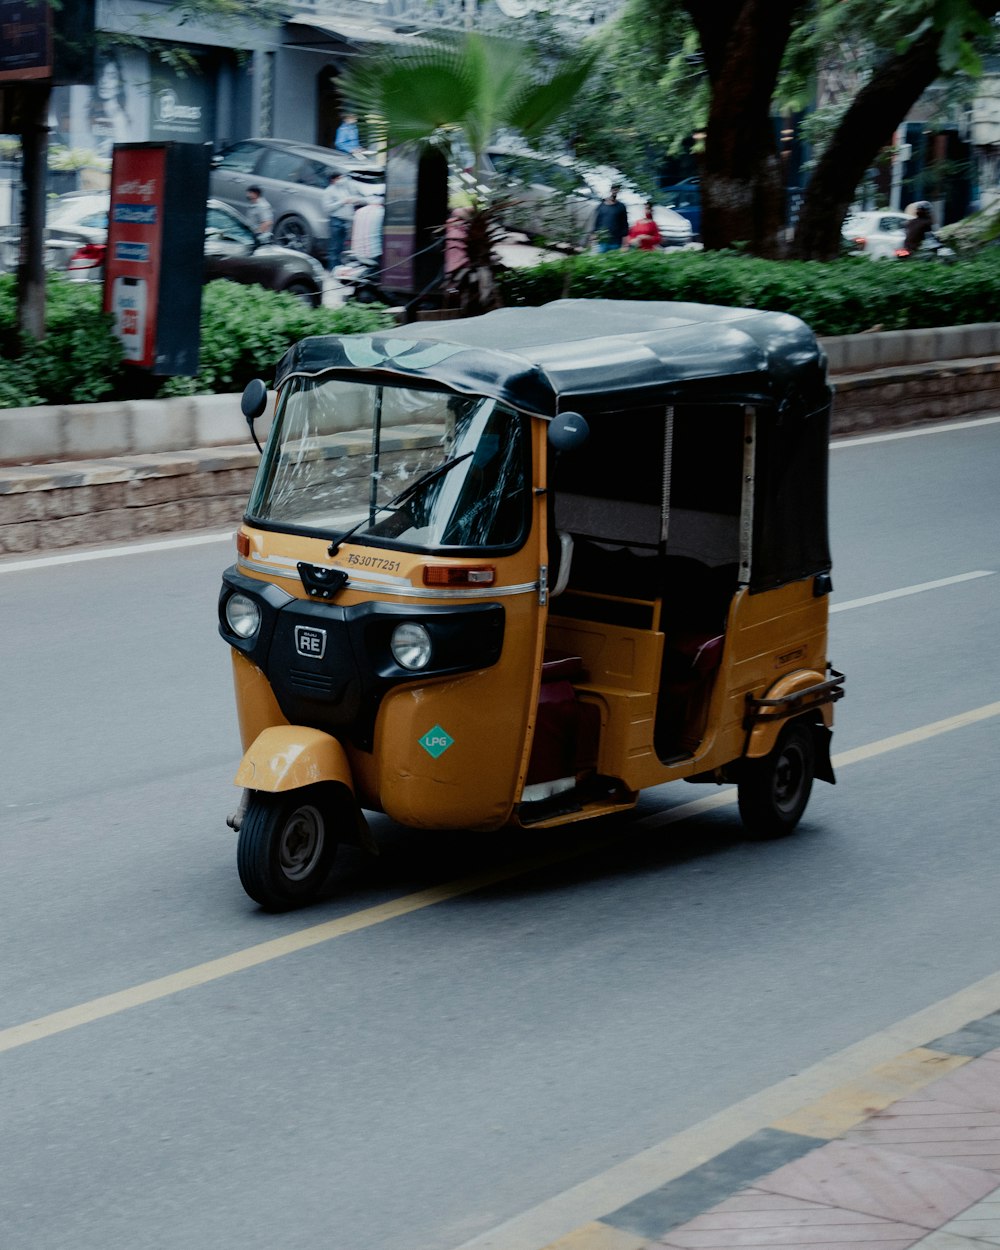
335 114 363 157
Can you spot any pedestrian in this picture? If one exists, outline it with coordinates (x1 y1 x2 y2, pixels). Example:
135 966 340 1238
349 198 385 262
244 186 273 236
334 113 364 157
322 171 367 272
625 200 662 251
903 201 934 255
591 182 629 253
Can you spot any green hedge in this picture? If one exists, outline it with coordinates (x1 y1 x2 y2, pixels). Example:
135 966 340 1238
0 276 396 408
7 254 1000 408
497 249 1000 338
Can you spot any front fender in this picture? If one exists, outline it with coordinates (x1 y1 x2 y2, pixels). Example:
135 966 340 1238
234 726 354 794
745 669 835 759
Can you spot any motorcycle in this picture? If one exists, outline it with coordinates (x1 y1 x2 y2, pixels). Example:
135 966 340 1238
896 232 957 264
331 251 389 304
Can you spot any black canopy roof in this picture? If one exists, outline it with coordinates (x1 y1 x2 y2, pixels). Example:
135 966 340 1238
275 299 830 418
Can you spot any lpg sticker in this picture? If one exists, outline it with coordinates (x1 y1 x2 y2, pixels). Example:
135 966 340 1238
419 725 454 759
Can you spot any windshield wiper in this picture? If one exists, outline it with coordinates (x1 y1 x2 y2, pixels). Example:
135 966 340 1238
327 452 474 555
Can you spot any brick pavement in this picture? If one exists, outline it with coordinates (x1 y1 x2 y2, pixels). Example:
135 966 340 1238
541 1013 1000 1250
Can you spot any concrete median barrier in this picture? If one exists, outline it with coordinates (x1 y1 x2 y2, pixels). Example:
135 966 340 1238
1 323 999 555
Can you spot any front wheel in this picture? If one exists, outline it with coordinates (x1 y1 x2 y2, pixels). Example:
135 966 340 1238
237 785 339 910
737 720 815 839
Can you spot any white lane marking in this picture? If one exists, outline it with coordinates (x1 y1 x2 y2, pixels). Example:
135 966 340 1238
0 531 233 573
833 414 1000 448
832 570 995 613
2 700 998 1057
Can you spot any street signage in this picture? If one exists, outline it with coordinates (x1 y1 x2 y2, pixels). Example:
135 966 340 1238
104 142 210 375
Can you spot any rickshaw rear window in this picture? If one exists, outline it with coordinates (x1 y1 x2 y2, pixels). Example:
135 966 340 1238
247 378 531 553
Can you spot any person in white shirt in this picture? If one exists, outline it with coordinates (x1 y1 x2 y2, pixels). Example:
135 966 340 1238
322 172 367 272
244 186 273 235
349 200 384 262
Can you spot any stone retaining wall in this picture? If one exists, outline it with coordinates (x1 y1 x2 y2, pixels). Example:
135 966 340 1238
1 323 998 556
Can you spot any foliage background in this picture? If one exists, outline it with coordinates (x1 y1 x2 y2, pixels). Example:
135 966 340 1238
7 252 1000 410
497 248 1000 336
0 279 395 408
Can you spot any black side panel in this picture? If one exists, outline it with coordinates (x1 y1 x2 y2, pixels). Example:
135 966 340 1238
750 403 832 591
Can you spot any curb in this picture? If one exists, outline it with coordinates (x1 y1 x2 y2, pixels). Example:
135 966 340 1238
539 1010 1000 1249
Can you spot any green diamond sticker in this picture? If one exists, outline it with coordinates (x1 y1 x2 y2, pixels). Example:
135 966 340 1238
419 725 454 758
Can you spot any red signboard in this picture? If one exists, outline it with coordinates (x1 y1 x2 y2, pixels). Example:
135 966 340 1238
103 146 166 369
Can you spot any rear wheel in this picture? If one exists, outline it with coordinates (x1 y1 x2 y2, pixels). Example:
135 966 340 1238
273 215 313 253
283 280 320 307
737 720 815 838
237 785 339 910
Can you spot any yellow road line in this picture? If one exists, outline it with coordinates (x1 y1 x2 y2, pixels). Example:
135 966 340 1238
2 699 999 1056
832 700 1000 770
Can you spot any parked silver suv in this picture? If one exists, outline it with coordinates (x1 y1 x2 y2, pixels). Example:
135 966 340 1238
209 137 384 261
480 147 693 249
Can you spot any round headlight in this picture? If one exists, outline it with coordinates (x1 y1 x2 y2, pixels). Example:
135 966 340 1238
225 593 261 640
391 622 432 670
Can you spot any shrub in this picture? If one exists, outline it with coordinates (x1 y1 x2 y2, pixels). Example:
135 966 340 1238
159 282 397 397
0 275 397 408
0 276 124 406
497 248 1000 337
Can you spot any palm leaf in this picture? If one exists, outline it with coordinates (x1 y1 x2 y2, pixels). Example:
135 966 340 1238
505 47 600 139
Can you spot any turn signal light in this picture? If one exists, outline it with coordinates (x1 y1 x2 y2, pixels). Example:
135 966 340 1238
235 530 251 557
423 565 496 587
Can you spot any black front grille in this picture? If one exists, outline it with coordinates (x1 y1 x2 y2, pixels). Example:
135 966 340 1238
289 668 337 695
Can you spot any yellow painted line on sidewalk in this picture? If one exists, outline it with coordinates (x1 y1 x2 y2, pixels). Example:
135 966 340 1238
770 1046 971 1139
539 1225 645 1250
2 699 999 1058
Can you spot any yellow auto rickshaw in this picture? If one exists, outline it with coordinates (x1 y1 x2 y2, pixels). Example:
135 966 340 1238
220 300 844 909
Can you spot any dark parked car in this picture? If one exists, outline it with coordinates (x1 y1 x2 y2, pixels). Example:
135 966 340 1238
0 192 327 305
209 136 385 259
661 177 701 238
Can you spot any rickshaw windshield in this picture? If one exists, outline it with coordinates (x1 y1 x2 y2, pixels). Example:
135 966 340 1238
247 377 531 552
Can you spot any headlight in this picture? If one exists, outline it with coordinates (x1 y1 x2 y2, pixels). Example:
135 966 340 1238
391 622 432 670
225 593 261 639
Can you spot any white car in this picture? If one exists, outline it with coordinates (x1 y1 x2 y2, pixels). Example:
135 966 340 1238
842 210 911 258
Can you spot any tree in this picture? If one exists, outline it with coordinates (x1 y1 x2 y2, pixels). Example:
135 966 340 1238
791 0 998 258
553 0 700 191
343 32 596 312
681 0 807 257
563 0 1000 258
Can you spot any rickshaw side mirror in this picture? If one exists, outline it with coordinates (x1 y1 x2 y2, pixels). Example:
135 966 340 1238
548 411 589 452
241 378 268 454
241 378 268 424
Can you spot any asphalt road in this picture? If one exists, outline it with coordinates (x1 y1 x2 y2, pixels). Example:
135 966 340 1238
0 416 998 1250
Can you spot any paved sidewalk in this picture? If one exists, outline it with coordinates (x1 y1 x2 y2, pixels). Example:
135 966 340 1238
541 1011 1000 1250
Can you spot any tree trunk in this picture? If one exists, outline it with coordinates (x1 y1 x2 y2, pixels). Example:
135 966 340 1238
791 30 941 260
17 84 50 341
684 0 806 257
